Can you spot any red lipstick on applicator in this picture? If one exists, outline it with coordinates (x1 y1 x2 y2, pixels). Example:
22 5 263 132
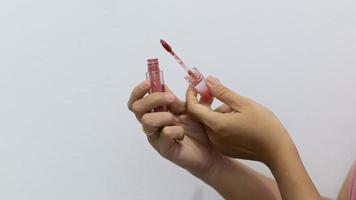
160 39 212 101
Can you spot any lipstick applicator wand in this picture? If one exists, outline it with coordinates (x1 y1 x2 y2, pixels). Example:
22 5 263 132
160 39 212 101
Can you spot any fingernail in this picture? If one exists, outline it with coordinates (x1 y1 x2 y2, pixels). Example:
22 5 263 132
206 76 220 86
165 93 175 102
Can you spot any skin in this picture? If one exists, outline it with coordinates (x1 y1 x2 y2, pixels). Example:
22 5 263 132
186 76 322 200
128 78 350 199
127 80 281 199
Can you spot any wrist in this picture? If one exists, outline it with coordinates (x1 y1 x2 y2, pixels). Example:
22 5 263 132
198 156 241 199
265 134 298 170
199 155 235 184
265 134 322 199
197 155 281 200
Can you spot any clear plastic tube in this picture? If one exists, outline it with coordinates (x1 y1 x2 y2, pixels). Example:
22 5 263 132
146 59 166 112
185 67 212 102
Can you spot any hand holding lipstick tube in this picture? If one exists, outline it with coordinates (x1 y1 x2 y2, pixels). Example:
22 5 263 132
128 80 283 200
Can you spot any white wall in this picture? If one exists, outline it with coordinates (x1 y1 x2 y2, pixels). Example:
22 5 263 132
0 0 355 199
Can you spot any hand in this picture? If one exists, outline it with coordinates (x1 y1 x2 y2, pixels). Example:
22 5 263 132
186 76 293 166
127 80 225 177
186 76 322 199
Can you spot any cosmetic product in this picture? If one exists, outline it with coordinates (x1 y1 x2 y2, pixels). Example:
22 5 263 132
146 58 166 112
160 39 212 102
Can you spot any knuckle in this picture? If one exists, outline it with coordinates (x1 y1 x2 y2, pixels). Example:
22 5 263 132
167 113 177 123
140 114 150 125
161 126 171 135
131 101 140 112
217 86 229 98
161 126 178 140
178 114 189 121
177 126 184 134
151 120 160 128
142 114 161 128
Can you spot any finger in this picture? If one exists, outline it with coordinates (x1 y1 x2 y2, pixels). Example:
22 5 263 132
205 76 248 111
214 104 232 113
164 85 186 115
127 80 151 111
186 86 223 127
141 112 178 136
146 131 160 150
178 114 210 145
158 126 184 157
132 92 175 120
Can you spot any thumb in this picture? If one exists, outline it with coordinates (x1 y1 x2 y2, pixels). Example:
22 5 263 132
205 76 246 110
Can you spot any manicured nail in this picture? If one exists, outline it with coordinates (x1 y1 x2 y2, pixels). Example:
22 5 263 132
206 76 220 86
165 93 175 102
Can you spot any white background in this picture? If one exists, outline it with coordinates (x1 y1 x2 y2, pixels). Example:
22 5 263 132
0 0 356 199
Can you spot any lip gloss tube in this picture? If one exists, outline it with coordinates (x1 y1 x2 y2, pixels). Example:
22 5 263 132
159 39 212 102
146 58 166 112
185 67 212 102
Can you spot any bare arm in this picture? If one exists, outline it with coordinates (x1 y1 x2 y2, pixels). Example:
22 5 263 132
267 140 323 200
186 77 324 199
128 81 280 199
201 157 281 200
202 155 334 200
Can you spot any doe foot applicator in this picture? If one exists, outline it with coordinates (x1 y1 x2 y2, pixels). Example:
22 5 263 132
160 39 212 102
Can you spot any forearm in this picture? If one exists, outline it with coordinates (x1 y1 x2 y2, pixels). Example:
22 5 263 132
200 157 281 200
268 137 322 200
